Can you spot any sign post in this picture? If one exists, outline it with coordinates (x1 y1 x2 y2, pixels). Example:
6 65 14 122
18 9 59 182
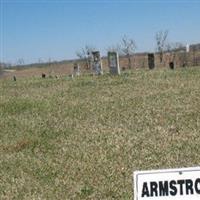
134 167 200 200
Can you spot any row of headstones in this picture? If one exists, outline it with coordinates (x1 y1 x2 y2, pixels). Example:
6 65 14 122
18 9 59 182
73 51 120 77
13 51 176 81
73 51 182 77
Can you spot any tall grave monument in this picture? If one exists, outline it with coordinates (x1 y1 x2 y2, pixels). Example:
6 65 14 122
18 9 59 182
108 51 120 75
147 53 155 69
92 51 103 75
73 63 80 76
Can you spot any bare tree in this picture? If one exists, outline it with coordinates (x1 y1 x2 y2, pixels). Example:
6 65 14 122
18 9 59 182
118 35 137 69
38 58 43 64
47 58 54 75
76 45 96 70
155 30 169 63
166 42 184 61
17 58 25 66
106 44 120 53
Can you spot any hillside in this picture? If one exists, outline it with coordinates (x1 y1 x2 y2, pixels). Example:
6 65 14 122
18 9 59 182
0 68 200 199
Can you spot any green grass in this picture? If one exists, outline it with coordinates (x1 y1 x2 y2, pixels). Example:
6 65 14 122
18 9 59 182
0 67 200 199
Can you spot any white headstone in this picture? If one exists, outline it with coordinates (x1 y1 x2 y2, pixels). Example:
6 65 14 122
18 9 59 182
186 44 190 53
73 63 80 76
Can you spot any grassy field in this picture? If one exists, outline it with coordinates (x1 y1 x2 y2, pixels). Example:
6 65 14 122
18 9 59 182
0 67 200 199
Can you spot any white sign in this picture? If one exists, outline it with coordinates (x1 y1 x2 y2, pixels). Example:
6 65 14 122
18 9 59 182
134 167 200 200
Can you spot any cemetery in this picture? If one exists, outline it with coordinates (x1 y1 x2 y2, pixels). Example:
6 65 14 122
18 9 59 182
1 65 200 199
0 39 200 200
1 1 200 199
0 14 200 200
1 43 200 80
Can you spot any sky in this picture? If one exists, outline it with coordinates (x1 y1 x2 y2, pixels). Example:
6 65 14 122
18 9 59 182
0 0 200 64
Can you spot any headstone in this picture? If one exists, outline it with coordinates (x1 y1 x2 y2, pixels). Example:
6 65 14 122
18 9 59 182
73 63 80 76
13 76 16 81
148 53 155 69
186 44 190 53
108 51 120 75
169 62 174 70
92 51 103 75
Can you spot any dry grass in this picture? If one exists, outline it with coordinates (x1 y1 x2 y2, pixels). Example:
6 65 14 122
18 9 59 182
0 67 200 199
2 63 74 79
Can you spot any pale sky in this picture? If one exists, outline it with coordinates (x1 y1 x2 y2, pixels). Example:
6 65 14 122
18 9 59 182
1 0 200 64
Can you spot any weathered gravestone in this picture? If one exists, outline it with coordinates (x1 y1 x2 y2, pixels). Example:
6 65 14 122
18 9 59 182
108 51 120 75
92 51 103 75
148 53 155 69
169 62 174 70
73 63 80 76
